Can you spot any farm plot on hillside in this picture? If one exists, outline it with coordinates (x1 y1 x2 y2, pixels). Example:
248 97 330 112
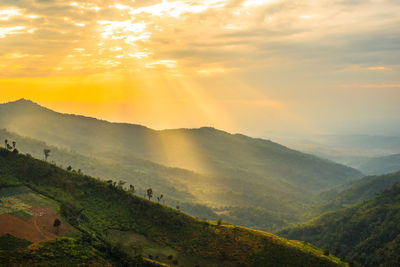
0 186 77 243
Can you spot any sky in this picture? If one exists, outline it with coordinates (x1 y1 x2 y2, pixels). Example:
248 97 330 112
0 0 399 137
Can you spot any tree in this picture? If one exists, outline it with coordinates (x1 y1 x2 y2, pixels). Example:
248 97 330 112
146 188 153 200
67 166 72 171
129 185 136 194
12 141 16 149
53 218 61 234
156 194 163 203
4 139 12 151
44 149 51 161
117 180 126 190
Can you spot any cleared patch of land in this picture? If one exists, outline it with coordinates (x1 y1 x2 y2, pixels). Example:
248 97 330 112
0 186 72 243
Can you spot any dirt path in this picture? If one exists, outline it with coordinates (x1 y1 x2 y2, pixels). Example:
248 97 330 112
32 213 50 240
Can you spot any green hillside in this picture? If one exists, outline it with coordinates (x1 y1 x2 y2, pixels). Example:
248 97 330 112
0 99 363 232
0 128 299 232
313 171 400 215
279 176 400 266
0 148 344 266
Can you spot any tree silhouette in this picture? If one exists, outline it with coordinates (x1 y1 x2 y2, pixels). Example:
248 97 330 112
12 141 16 149
129 185 136 194
44 149 51 161
4 139 8 149
146 188 153 200
117 180 126 190
157 194 163 203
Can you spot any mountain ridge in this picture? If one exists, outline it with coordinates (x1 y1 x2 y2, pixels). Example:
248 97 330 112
0 99 363 233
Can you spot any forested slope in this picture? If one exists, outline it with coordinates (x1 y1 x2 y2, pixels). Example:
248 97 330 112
280 176 400 266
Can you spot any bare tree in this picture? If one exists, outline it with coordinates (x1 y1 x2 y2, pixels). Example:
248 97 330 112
12 141 16 149
4 139 8 149
156 194 163 203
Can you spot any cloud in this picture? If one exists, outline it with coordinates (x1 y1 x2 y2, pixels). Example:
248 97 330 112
0 0 399 84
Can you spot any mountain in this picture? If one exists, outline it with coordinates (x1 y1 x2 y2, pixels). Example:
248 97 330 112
0 99 361 191
356 153 400 175
279 174 400 266
0 148 345 266
0 99 363 232
0 128 219 219
312 171 400 215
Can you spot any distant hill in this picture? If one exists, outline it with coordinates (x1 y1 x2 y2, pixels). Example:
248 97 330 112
312 171 400 215
0 100 363 232
278 134 400 169
0 148 344 266
0 99 362 192
279 174 400 266
356 153 400 175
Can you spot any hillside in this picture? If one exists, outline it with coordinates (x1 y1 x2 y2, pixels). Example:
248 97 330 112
356 153 400 175
0 99 361 192
0 148 345 266
313 171 400 215
279 176 400 266
0 99 363 232
0 128 299 232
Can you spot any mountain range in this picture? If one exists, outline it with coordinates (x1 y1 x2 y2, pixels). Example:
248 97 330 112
0 99 363 232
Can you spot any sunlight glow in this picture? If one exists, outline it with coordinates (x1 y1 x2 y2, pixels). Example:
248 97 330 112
0 26 27 38
128 0 226 18
97 20 150 44
196 68 228 75
0 8 22 20
146 60 177 69
242 0 278 7
128 52 151 59
0 0 398 137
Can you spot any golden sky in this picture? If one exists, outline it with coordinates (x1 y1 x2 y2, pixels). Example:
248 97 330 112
1 0 400 136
